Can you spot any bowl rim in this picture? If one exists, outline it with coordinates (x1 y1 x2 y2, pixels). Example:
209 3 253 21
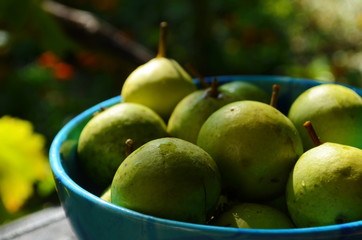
49 75 362 237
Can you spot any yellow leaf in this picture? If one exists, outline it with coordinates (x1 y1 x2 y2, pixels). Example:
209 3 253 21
0 116 54 213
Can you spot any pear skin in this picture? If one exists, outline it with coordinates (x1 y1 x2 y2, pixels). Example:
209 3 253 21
286 142 362 227
121 58 196 119
77 103 168 188
121 22 196 119
213 203 294 229
111 137 221 224
168 81 269 144
218 81 269 103
167 88 238 144
197 101 303 201
100 186 111 202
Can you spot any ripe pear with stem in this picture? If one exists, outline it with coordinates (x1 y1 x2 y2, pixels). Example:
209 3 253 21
111 137 221 224
197 85 303 201
77 103 168 188
167 77 241 143
168 74 270 143
121 22 196 120
286 120 362 227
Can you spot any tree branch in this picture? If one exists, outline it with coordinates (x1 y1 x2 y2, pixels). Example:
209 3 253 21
42 0 154 65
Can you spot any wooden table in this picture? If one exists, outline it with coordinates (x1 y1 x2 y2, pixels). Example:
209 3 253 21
0 206 77 240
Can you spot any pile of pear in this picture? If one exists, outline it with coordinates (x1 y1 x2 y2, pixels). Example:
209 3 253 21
76 22 362 229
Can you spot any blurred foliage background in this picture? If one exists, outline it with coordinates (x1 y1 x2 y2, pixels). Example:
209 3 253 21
0 0 362 224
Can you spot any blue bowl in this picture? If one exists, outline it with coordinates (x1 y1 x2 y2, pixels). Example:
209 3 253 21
49 75 362 240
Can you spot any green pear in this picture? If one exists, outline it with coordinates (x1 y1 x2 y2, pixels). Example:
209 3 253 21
213 202 294 229
218 81 269 103
197 100 303 201
111 137 221 224
286 142 362 227
77 103 168 187
167 79 241 144
288 84 362 151
168 79 270 144
121 22 196 119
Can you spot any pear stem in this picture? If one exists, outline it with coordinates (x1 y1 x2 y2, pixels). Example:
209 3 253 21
184 63 209 88
207 77 219 98
92 107 107 116
125 138 134 157
156 22 168 58
303 121 323 147
270 84 280 108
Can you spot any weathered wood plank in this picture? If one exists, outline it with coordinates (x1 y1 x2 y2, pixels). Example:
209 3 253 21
0 207 77 240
